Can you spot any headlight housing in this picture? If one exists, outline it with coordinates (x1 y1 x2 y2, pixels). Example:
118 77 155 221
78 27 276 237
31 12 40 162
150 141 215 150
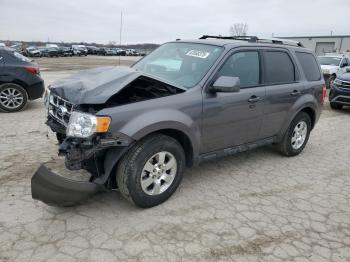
67 111 111 138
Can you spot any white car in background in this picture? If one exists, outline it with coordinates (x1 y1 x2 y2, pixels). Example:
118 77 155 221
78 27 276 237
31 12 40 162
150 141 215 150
318 54 350 88
0 43 5 47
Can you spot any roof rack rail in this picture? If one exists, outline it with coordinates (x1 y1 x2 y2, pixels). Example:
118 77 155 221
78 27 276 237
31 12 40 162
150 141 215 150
199 35 304 47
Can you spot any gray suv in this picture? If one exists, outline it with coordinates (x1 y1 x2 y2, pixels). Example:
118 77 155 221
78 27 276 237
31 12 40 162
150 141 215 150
32 36 325 208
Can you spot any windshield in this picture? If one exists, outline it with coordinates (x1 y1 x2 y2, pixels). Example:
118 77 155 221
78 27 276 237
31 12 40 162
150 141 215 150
318 56 342 66
133 42 223 88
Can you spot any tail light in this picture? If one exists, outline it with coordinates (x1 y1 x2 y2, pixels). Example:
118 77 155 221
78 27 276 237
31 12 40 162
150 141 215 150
321 84 326 104
24 66 40 75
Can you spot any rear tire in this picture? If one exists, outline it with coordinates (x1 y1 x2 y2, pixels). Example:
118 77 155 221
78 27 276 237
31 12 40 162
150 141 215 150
0 83 28 112
277 112 311 156
330 102 343 110
117 134 185 208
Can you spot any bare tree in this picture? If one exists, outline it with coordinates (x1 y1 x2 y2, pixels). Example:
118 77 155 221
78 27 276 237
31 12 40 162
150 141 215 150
229 23 248 36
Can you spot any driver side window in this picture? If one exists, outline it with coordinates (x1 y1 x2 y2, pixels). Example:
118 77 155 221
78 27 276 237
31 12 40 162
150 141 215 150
217 51 260 88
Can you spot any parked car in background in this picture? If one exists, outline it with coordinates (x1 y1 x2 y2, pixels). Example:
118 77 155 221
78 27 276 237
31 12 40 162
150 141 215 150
329 67 350 110
104 48 114 56
318 53 350 88
0 43 5 47
32 36 324 207
72 45 88 56
126 49 138 56
58 47 74 57
115 48 126 56
0 47 44 112
25 46 42 57
87 46 99 55
38 47 59 57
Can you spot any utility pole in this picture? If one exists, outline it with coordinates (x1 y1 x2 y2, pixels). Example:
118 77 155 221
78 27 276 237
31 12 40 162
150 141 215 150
330 30 333 36
119 11 123 66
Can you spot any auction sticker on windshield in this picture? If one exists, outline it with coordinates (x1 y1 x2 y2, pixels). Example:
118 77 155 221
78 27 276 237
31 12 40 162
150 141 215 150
186 50 210 59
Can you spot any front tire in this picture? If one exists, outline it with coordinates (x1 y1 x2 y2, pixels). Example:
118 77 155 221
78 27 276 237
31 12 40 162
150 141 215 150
117 134 185 208
277 112 311 156
0 83 28 112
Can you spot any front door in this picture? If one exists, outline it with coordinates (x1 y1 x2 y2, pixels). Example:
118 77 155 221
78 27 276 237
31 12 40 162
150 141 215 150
201 50 266 153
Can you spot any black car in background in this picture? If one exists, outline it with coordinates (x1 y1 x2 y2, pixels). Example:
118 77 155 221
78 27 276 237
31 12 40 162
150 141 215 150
58 47 74 57
38 47 60 57
0 47 44 112
329 68 350 110
87 46 99 55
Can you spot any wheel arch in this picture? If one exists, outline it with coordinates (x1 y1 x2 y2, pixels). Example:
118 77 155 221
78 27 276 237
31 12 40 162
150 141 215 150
278 100 318 141
300 107 316 130
146 128 195 167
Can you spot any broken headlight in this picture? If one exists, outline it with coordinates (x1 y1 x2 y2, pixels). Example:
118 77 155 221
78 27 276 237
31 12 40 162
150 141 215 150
67 111 111 138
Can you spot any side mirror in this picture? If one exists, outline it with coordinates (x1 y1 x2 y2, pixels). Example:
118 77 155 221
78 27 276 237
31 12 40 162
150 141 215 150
210 76 240 93
341 63 349 68
346 67 350 73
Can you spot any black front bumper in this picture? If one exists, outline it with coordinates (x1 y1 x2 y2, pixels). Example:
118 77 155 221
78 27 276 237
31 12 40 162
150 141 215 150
31 164 99 206
329 85 350 106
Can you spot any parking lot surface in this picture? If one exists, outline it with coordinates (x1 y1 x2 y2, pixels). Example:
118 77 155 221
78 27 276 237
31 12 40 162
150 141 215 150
0 56 350 262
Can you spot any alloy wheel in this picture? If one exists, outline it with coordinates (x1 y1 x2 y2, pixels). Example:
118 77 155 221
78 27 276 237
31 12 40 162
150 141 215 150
291 121 307 150
140 151 177 196
0 87 24 110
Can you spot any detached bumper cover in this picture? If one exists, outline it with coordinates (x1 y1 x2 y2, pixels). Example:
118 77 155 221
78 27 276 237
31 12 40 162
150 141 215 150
31 164 99 206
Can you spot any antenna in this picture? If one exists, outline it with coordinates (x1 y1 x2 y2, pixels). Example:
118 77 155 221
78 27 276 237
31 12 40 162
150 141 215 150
118 11 123 66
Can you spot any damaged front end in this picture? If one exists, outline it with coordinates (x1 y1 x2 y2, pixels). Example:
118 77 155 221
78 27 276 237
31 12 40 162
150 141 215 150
32 66 185 206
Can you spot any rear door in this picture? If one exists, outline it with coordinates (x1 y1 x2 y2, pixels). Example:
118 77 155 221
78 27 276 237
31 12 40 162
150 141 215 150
259 49 304 138
201 48 266 153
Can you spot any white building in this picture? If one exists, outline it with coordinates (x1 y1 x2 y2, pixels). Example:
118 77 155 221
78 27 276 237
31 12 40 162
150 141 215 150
281 35 350 55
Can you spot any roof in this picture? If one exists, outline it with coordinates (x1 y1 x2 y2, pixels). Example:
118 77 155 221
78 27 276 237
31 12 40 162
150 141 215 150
173 38 309 52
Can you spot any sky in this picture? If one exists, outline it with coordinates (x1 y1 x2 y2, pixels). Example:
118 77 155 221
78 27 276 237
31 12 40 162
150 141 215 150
0 0 349 44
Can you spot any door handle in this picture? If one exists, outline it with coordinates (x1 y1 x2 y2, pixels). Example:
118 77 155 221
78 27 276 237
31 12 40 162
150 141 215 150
290 90 301 96
248 95 261 103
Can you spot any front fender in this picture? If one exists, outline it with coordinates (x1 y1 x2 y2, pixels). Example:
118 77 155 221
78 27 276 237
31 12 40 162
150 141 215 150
119 109 200 157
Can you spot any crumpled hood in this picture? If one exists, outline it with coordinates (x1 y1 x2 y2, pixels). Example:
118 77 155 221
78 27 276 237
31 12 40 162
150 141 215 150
49 66 144 105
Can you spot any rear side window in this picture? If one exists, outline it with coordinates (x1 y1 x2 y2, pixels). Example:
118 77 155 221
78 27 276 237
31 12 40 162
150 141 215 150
264 51 295 84
295 52 321 81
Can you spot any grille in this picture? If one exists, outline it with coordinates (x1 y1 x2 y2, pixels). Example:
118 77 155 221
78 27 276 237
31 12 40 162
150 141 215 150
337 96 350 103
334 79 350 89
48 94 74 126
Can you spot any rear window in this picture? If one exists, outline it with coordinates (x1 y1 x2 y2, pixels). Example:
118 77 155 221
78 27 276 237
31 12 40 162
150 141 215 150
12 51 31 62
264 51 295 84
296 52 321 81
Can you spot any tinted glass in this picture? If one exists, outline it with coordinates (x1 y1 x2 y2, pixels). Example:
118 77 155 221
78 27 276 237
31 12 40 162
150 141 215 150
217 51 259 88
133 43 223 88
296 52 321 81
264 51 295 84
12 51 31 63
